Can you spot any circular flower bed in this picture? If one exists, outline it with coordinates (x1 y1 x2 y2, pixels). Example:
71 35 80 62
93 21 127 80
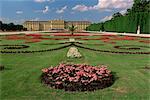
41 63 114 91
0 44 71 54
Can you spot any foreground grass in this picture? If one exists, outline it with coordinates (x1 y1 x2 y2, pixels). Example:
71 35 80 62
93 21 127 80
0 35 150 100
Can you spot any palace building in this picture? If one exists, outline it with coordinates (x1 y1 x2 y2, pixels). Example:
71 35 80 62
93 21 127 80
23 20 91 31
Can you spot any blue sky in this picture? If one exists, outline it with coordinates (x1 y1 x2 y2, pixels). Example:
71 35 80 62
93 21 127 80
0 0 133 24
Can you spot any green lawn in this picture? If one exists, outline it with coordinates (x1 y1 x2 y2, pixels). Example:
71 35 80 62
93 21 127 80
0 34 150 100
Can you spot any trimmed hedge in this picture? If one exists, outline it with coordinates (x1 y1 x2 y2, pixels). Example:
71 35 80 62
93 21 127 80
87 12 150 34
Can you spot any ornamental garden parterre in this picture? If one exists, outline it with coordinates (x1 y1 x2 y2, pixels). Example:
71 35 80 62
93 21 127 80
0 32 150 99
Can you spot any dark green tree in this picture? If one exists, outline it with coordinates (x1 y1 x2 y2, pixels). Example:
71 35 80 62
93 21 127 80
0 21 26 31
101 23 105 31
0 21 2 30
16 25 23 31
112 12 123 19
131 0 150 12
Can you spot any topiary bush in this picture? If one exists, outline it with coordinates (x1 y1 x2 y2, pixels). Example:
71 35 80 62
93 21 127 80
41 63 114 92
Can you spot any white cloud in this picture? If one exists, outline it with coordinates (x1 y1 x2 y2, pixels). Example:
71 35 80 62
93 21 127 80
95 0 133 9
72 5 90 12
35 6 49 14
104 9 113 12
100 15 113 22
72 0 133 12
56 6 67 14
16 11 23 14
34 0 45 3
0 17 25 24
43 6 49 13
34 0 54 3
29 17 40 21
120 9 127 15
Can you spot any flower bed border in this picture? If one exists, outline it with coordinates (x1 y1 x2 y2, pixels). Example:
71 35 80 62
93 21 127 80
0 44 72 54
0 44 30 49
1 43 150 55
114 45 150 50
74 44 150 55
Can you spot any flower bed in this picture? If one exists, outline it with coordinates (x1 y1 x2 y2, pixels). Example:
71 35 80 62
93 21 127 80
5 35 27 40
112 36 137 41
41 64 114 91
139 40 150 44
25 39 41 43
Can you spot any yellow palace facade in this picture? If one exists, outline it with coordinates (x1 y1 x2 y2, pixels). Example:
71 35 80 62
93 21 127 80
23 20 91 31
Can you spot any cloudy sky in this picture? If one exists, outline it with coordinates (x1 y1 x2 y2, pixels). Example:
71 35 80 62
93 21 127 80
0 0 133 24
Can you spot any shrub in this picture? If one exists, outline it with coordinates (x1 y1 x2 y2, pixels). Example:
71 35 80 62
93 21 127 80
41 63 114 91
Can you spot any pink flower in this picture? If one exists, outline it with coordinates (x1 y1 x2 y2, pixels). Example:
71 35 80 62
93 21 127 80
76 71 84 76
42 68 48 73
92 74 98 80
106 70 111 74
41 63 112 87
55 81 62 85
68 77 75 82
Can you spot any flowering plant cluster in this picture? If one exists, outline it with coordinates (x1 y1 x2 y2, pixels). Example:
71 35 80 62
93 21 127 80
5 35 27 40
112 36 136 41
41 63 114 91
4 33 149 45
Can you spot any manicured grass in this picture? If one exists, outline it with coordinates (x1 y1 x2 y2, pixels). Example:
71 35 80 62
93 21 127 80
0 34 150 100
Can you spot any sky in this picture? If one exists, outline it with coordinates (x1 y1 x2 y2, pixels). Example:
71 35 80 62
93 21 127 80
0 0 134 24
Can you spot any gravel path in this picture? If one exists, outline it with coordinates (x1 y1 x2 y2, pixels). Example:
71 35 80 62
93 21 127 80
0 31 149 37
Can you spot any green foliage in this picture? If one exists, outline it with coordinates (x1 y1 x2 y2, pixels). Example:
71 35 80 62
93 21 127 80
68 24 77 35
103 12 150 33
87 0 150 34
112 12 123 19
86 23 104 31
0 21 27 31
131 0 150 13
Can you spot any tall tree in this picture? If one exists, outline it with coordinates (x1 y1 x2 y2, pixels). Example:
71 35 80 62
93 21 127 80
132 0 150 12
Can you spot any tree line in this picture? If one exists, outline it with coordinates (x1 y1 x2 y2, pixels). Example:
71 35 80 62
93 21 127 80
86 0 150 34
0 21 27 31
